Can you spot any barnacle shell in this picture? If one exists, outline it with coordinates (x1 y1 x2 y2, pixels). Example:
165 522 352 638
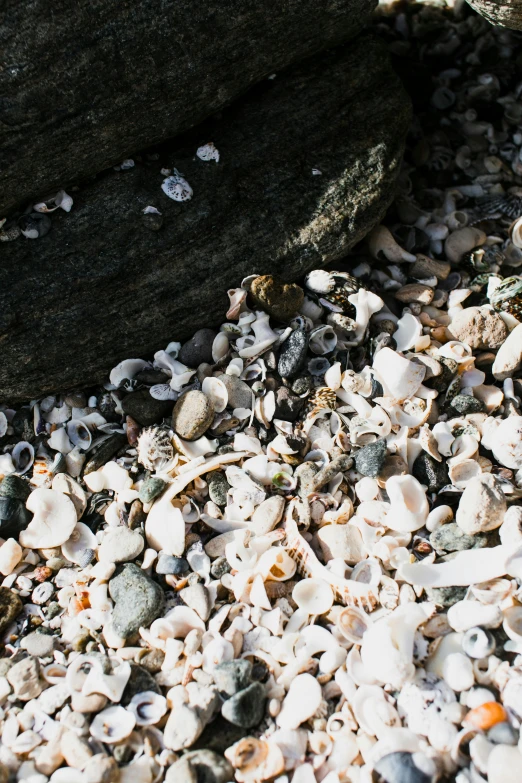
225 737 285 783
137 427 174 472
162 171 193 201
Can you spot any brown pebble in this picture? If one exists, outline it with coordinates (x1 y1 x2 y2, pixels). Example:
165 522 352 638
126 415 141 446
411 254 451 280
33 566 53 583
128 499 146 529
395 283 434 304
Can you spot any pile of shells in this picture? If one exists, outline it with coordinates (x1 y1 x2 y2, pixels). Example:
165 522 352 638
3 2 522 782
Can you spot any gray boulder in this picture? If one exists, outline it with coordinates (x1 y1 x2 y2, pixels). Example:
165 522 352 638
0 0 376 214
0 34 411 402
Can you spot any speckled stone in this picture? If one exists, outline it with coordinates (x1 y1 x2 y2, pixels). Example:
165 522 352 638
207 472 230 506
425 585 468 608
274 387 306 421
451 394 485 414
219 375 254 410
165 750 234 783
354 438 387 478
121 663 161 705
412 453 448 492
156 554 189 575
278 330 309 378
448 306 508 350
172 390 214 441
109 563 164 638
430 522 489 554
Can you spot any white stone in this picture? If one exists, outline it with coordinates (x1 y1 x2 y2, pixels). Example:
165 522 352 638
98 526 144 563
493 323 522 381
487 744 522 783
0 538 22 575
20 489 77 549
456 474 506 534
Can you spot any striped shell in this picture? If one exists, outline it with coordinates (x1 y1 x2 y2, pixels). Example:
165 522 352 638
136 427 173 472
489 275 522 318
284 513 378 611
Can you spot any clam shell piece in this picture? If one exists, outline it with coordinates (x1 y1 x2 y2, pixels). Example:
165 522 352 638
352 685 400 737
360 603 434 689
292 578 334 615
12 441 35 474
145 498 185 556
202 377 228 412
284 514 378 610
128 691 167 725
20 488 77 549
276 673 322 730
398 544 518 587
62 522 97 565
336 606 372 644
66 420 92 450
89 705 136 743
385 475 429 533
373 348 425 403
225 738 285 783
109 358 150 387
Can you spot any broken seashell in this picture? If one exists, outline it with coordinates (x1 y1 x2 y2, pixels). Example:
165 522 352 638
20 488 77 549
66 420 92 451
145 497 185 556
89 705 136 743
225 737 285 783
284 511 378 610
12 441 35 474
385 475 429 533
62 522 97 565
292 578 334 615
161 171 193 201
336 606 372 644
368 225 416 263
373 348 425 403
202 377 228 412
399 544 519 587
109 359 150 387
276 673 322 729
127 691 167 725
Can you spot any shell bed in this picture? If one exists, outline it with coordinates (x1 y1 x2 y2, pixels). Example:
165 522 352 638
3 2 522 783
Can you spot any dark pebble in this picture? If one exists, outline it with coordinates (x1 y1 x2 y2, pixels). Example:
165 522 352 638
426 357 458 392
221 682 266 728
274 387 305 421
488 722 519 745
0 475 31 501
192 715 248 754
207 472 230 506
450 394 486 414
128 499 146 530
11 408 34 442
213 659 252 697
354 438 387 478
0 497 32 537
0 587 23 634
179 329 217 368
121 663 161 705
122 389 174 427
135 369 170 385
250 275 304 322
430 522 488 554
19 212 51 239
373 752 432 783
156 554 189 575
412 453 448 492
83 433 127 474
278 330 308 378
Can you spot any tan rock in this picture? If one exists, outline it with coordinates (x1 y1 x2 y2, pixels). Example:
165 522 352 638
6 656 42 701
0 539 22 576
84 754 121 783
61 731 93 770
448 306 508 350
456 474 506 535
395 283 434 304
411 254 451 280
250 496 285 535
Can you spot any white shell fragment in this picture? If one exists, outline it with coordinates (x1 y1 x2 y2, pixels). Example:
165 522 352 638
161 171 193 201
20 488 77 549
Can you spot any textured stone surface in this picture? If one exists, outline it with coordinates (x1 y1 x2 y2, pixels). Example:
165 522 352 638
0 0 377 215
466 0 522 29
0 34 410 402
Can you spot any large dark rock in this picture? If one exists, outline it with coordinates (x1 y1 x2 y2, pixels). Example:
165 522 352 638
466 0 522 29
0 0 377 214
0 34 411 402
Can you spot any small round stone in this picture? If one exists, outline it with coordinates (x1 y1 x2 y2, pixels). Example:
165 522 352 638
448 305 508 350
412 453 448 493
98 526 144 563
20 631 54 658
172 390 214 441
156 554 189 575
179 328 217 367
450 394 485 414
291 375 313 395
373 751 433 783
121 663 161 705
219 374 253 409
138 476 167 504
210 556 231 579
0 497 32 538
207 472 230 506
278 330 308 379
353 438 387 478
430 522 488 554
456 474 506 534
220 682 266 728
109 563 164 639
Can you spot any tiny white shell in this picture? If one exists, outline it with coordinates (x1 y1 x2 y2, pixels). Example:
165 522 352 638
161 172 193 202
202 377 228 412
292 578 334 615
128 690 168 725
89 705 136 743
62 522 97 565
66 420 92 450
